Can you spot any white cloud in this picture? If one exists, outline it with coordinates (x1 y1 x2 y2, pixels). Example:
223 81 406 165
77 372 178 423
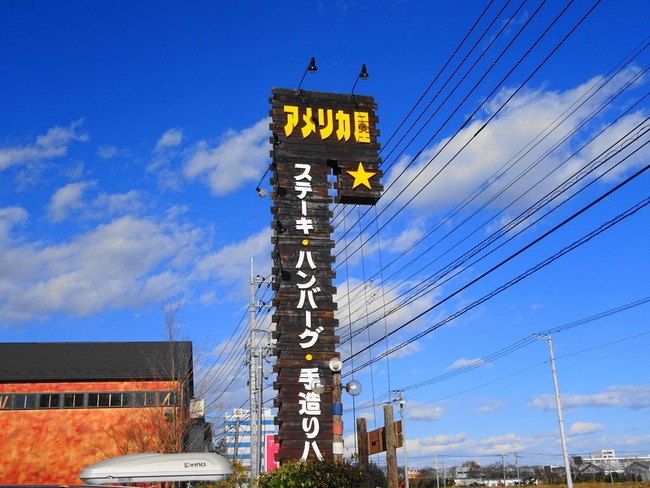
199 341 250 410
580 110 649 182
146 129 186 191
334 277 441 365
47 183 143 222
0 120 88 170
384 219 428 253
476 433 525 454
194 226 273 301
383 67 647 217
0 176 277 323
0 214 204 322
529 384 650 411
406 433 470 454
183 118 270 195
47 181 96 222
570 421 606 435
349 422 649 464
600 433 650 447
448 357 486 369
409 404 445 421
93 190 142 217
155 128 184 151
473 401 505 414
0 207 29 242
97 145 118 159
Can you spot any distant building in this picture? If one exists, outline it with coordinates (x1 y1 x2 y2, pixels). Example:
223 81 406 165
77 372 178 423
0 341 209 485
626 461 650 481
576 462 606 479
584 449 650 467
574 449 650 480
594 449 616 459
224 407 277 472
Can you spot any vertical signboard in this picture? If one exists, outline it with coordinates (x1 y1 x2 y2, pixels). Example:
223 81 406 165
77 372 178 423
269 88 382 464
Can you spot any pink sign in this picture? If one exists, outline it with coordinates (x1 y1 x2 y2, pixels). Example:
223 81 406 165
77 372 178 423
265 434 280 472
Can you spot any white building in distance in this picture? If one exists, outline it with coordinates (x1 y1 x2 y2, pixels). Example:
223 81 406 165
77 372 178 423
224 408 277 473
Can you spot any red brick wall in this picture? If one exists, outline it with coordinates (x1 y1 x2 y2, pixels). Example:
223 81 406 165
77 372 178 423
0 380 178 485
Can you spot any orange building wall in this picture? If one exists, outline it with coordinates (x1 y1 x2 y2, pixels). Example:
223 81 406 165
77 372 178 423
0 380 178 485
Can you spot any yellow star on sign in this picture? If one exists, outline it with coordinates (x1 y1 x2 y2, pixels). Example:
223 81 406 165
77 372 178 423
347 162 376 190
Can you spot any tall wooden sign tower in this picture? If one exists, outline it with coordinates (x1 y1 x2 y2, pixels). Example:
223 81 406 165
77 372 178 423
268 87 382 464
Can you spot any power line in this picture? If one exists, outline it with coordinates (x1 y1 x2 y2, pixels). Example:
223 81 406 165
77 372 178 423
343 165 650 376
339 132 649 348
351 313 650 414
330 33 649 331
333 0 602 263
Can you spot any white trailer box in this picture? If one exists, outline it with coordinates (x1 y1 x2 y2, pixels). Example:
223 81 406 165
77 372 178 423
79 452 233 484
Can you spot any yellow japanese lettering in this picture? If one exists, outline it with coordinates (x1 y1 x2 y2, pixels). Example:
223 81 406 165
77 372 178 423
354 112 371 143
335 110 351 141
318 108 334 140
301 107 316 138
284 106 370 142
284 106 300 137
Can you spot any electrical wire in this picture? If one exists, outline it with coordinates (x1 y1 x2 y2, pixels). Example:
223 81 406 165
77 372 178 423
333 0 600 256
343 165 650 376
339 123 650 346
328 35 649 345
350 302 650 416
336 54 648 317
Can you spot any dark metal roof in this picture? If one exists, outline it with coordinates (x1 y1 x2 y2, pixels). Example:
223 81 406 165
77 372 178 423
0 341 193 383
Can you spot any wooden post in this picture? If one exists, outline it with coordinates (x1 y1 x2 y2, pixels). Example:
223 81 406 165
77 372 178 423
356 417 369 471
332 371 343 462
384 404 399 488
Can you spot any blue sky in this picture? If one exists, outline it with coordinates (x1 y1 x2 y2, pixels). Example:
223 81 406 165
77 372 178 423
1 0 649 470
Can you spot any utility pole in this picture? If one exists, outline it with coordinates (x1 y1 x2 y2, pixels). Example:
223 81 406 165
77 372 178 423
514 452 520 485
538 334 573 488
442 455 446 487
435 454 440 488
257 350 265 473
248 258 272 482
501 453 506 487
356 417 369 470
384 404 399 488
248 257 259 481
332 370 343 462
393 390 409 488
233 415 241 462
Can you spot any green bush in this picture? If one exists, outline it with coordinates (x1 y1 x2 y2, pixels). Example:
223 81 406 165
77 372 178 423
258 459 368 488
365 462 388 488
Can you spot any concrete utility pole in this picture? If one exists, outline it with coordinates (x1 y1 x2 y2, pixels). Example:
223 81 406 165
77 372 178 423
248 258 272 481
393 391 409 488
435 454 440 488
539 334 574 488
233 416 241 462
514 452 520 484
257 350 264 473
248 258 259 481
442 455 446 487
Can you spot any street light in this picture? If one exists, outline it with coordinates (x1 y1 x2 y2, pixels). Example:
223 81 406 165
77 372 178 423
311 378 362 396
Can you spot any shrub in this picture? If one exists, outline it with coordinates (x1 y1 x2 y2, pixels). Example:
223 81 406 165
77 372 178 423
366 461 388 488
258 459 368 488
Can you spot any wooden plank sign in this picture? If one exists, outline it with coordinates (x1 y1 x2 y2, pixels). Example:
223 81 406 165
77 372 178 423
268 87 382 464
